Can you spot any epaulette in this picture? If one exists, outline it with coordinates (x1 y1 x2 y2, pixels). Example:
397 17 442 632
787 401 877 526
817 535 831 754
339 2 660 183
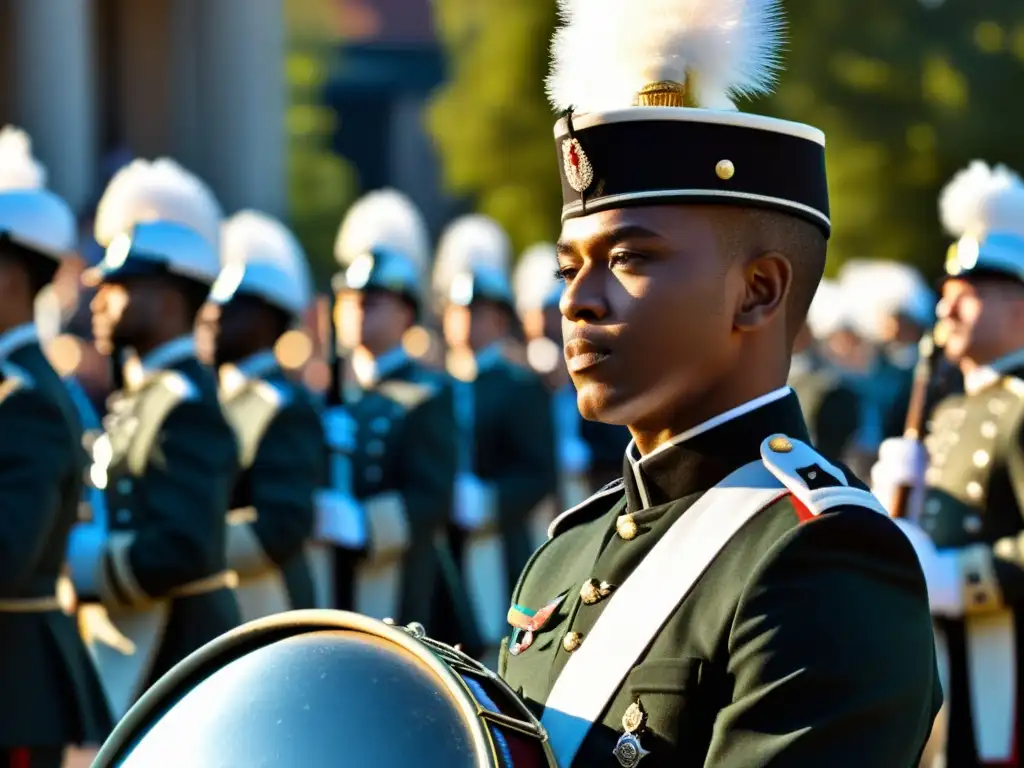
151 369 200 403
548 477 625 538
1004 376 1024 399
376 378 440 410
760 434 887 518
250 379 293 411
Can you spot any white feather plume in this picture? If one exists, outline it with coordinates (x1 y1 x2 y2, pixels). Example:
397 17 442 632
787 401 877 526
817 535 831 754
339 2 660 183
547 0 785 112
334 188 430 273
94 158 223 248
433 214 512 298
514 243 561 315
221 210 313 306
0 126 47 191
939 161 1024 238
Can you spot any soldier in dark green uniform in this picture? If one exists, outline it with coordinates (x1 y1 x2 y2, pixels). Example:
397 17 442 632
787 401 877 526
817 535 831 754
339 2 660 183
872 160 1024 768
67 158 240 721
499 1 940 765
203 210 322 621
788 279 860 459
440 255 558 664
0 127 112 768
321 189 458 631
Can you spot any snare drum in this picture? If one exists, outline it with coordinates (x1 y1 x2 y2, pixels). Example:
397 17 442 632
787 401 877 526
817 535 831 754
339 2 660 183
92 610 558 767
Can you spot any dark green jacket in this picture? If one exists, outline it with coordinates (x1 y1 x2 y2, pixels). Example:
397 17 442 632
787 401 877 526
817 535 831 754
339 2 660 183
0 339 112 746
500 392 941 767
463 349 558 584
920 365 1024 765
87 353 241 688
346 356 458 624
221 359 320 611
788 352 860 460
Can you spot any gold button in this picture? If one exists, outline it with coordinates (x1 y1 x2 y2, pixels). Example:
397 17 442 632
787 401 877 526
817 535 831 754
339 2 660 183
966 481 983 501
580 579 613 605
973 450 991 468
715 159 735 180
768 436 792 453
616 514 638 540
562 632 582 652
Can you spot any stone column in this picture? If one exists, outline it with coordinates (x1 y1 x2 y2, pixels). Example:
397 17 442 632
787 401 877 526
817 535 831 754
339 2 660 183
197 0 287 217
11 0 97 212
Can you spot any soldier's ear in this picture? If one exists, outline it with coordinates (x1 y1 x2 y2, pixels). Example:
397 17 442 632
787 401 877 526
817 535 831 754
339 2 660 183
734 251 790 333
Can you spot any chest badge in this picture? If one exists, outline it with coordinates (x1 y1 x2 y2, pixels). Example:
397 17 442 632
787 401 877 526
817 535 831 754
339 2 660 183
506 592 567 656
614 699 650 767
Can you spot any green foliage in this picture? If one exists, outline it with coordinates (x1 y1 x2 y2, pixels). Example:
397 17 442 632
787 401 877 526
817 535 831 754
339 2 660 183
427 0 1024 277
285 4 358 289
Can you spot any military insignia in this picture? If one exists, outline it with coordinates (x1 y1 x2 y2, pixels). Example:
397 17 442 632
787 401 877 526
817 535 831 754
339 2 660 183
616 514 638 541
580 579 614 605
506 592 567 656
614 700 650 767
562 137 594 193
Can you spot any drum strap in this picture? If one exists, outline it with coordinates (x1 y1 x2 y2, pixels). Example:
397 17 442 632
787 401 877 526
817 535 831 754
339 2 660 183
540 460 786 765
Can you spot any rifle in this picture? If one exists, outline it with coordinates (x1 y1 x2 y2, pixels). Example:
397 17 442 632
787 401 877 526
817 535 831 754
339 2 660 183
889 332 943 520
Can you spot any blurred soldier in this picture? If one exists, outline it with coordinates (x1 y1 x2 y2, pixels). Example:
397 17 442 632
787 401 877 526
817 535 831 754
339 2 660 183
788 278 861 459
67 159 241 720
873 162 1024 768
322 189 458 630
0 127 112 767
202 211 322 622
437 217 557 663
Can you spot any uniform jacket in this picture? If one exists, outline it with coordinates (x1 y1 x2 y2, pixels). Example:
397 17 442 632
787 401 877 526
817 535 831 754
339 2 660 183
221 351 321 612
346 350 458 624
920 353 1024 766
500 389 941 767
0 325 112 746
78 337 241 689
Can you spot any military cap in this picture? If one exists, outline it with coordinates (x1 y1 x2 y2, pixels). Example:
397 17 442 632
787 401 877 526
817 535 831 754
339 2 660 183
333 189 429 307
433 214 512 305
85 158 223 287
447 263 515 309
940 161 1024 284
0 126 76 260
805 279 849 340
513 243 563 318
210 210 313 318
546 0 829 235
838 260 935 341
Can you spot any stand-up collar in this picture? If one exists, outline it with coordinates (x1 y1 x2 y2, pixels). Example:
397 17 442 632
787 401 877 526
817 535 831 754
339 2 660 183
965 346 1024 395
0 323 38 362
623 387 808 513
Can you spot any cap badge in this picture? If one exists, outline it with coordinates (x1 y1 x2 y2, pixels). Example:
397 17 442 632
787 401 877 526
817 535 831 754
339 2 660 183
562 138 594 193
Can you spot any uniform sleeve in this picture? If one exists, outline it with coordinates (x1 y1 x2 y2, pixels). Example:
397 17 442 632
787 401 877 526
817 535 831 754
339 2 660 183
116 399 238 599
813 385 860 460
0 389 69 590
400 380 457 532
242 403 321 566
704 507 941 768
494 375 558 521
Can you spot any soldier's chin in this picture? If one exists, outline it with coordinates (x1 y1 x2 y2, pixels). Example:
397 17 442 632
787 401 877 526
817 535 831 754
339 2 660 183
574 382 636 426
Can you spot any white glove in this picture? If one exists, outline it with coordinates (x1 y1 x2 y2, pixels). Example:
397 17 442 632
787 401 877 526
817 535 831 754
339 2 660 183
453 473 497 531
314 489 368 548
870 437 929 514
892 519 963 617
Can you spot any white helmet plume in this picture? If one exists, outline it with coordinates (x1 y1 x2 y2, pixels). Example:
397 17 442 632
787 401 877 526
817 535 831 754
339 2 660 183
433 214 512 298
334 188 429 273
547 0 785 113
939 161 1024 239
0 126 47 191
94 158 223 248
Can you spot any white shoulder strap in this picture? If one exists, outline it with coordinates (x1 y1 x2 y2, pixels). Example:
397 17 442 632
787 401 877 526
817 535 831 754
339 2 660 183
540 460 786 765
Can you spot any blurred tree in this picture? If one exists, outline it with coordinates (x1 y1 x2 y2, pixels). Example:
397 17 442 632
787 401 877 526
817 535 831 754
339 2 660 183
427 0 561 256
285 0 359 287
428 0 1024 278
